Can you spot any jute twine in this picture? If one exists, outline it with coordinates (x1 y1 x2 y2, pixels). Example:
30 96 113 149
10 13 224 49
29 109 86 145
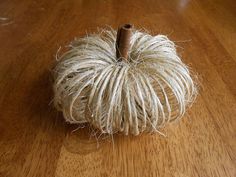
53 25 198 135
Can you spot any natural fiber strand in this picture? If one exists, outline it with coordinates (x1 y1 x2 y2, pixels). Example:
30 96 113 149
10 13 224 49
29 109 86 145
53 27 198 135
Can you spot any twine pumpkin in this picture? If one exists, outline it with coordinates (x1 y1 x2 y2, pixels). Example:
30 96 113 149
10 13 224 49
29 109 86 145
53 24 197 135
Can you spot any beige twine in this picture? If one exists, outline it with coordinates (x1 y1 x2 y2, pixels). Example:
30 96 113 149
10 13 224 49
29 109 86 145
53 28 198 135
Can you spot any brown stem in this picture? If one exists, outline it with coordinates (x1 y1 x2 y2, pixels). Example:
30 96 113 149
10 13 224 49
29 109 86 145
116 24 133 61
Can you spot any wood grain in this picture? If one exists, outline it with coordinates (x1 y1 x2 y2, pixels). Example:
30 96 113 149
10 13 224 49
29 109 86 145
0 0 235 177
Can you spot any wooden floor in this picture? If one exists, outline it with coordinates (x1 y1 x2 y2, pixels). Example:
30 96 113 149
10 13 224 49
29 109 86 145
0 0 236 177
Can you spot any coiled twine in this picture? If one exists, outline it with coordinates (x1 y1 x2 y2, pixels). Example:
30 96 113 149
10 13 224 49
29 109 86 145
53 28 198 135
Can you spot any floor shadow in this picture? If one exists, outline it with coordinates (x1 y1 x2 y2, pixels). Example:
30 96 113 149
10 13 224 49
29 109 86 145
25 68 66 132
